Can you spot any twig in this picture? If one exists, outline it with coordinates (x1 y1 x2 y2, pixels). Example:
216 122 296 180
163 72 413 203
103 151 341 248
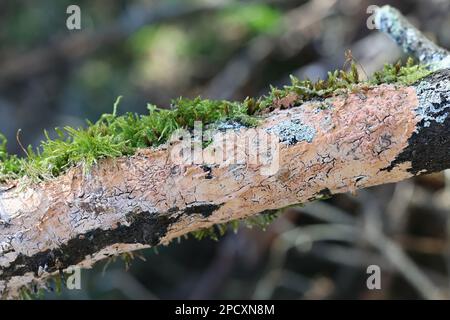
375 5 450 70
362 197 444 299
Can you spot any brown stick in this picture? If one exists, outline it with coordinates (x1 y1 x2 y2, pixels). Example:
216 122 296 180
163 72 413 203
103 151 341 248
1 69 450 297
1 5 450 298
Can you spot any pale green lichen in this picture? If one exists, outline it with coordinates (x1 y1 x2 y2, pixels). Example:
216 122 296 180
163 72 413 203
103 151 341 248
267 119 316 145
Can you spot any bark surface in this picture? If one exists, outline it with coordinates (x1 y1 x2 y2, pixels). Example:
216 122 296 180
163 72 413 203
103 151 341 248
2 4 450 298
1 70 450 297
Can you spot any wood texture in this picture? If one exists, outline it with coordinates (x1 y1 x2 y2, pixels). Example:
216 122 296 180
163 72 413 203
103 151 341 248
1 70 450 298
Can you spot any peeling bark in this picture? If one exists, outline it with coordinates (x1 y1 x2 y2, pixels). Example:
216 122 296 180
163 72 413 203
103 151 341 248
1 69 450 298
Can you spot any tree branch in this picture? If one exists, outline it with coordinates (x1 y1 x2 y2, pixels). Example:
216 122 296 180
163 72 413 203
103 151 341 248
375 5 450 69
1 5 450 298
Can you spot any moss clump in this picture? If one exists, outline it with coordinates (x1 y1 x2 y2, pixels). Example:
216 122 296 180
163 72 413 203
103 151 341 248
18 284 47 300
259 57 431 112
257 61 362 112
190 222 234 241
190 210 279 241
371 57 431 85
0 58 431 183
0 134 23 181
0 96 258 182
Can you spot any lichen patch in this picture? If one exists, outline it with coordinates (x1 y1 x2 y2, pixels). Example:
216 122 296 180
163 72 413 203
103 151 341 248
415 71 450 127
267 119 316 145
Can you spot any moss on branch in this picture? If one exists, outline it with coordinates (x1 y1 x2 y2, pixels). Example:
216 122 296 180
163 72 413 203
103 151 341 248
0 58 430 183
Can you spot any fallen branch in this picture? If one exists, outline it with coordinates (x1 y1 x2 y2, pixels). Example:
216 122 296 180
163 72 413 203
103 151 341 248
1 5 450 298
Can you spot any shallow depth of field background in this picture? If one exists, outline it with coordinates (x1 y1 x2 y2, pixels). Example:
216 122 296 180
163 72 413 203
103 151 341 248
2 0 450 299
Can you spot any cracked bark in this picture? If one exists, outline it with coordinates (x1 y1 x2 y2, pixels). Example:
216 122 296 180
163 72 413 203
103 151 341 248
1 5 450 298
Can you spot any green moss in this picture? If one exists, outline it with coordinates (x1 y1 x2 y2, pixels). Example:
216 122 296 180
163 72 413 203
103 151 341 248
0 58 431 183
259 58 431 111
371 57 431 85
258 63 361 110
190 210 279 241
0 96 259 182
18 284 46 300
0 134 23 180
190 223 231 241
15 267 75 299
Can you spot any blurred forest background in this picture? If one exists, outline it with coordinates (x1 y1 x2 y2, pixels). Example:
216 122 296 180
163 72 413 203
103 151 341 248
2 0 450 299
